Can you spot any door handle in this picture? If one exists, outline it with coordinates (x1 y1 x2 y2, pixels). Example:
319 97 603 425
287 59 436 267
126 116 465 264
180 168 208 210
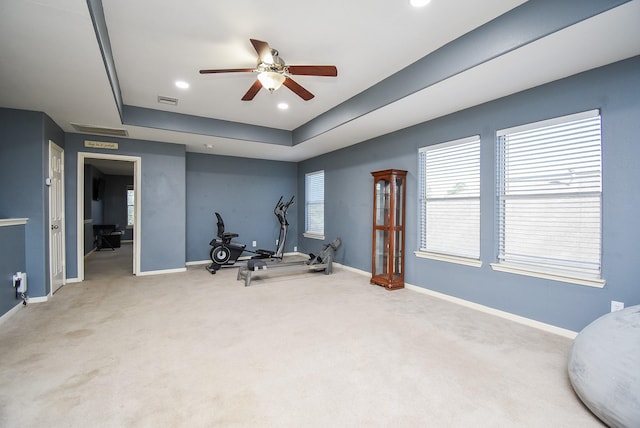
51 224 59 230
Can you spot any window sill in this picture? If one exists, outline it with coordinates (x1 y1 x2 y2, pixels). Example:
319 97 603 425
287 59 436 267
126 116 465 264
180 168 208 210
303 232 325 240
490 263 605 288
414 251 482 268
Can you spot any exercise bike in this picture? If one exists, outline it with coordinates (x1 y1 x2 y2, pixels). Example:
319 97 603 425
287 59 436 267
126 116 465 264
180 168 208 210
206 196 294 274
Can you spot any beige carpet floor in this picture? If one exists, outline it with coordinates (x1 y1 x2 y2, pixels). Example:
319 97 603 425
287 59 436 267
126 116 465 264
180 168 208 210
0 243 601 427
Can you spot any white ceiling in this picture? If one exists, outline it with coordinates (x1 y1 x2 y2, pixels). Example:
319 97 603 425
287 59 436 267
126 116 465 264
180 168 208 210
1 0 639 163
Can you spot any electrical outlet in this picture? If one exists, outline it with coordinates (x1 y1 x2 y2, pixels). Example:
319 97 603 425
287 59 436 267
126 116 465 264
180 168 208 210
611 300 624 312
276 239 279 246
294 246 297 252
252 241 257 247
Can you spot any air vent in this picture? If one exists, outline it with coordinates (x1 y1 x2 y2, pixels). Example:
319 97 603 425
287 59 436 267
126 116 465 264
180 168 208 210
157 95 178 106
71 123 129 137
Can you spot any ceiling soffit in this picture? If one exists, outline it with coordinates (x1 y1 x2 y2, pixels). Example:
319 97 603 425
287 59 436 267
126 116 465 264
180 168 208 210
87 0 634 150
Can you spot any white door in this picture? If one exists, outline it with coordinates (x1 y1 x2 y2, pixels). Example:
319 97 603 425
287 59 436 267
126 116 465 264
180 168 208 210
49 141 65 294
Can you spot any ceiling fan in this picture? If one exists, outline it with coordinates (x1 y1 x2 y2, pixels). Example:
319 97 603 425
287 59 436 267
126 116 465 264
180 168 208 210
199 39 338 101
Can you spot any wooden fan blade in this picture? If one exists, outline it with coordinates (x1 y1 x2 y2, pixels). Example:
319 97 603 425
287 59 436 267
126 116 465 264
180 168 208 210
250 39 273 64
283 77 314 101
199 68 255 74
241 80 263 101
287 65 338 77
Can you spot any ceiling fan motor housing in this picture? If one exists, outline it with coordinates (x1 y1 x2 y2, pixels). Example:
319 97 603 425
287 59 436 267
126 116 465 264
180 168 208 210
259 52 286 73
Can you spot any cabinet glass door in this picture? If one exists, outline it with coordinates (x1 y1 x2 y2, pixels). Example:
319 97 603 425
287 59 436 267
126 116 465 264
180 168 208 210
395 178 404 227
375 180 390 226
374 229 389 276
393 229 403 278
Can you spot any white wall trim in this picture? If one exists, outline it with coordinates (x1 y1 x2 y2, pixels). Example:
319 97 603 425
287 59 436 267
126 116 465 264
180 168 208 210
414 251 483 268
333 262 577 339
303 232 325 240
333 262 369 276
84 247 96 258
490 262 605 288
186 260 210 266
0 302 25 326
65 277 81 284
136 267 187 276
404 283 577 339
0 218 29 227
2 296 50 325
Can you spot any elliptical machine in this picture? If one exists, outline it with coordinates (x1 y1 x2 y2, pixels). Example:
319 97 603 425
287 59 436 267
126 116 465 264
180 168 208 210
206 196 294 274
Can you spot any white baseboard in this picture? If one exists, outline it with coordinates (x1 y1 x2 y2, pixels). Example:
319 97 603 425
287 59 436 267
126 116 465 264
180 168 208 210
333 262 577 339
186 260 209 266
404 283 577 339
0 296 48 326
0 302 25 326
334 262 368 276
136 267 187 276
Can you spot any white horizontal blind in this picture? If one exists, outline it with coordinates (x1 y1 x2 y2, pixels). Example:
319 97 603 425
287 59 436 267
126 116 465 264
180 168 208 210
305 170 324 236
419 136 480 259
497 110 602 279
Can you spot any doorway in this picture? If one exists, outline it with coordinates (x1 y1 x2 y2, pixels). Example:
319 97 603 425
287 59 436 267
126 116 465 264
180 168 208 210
77 152 141 281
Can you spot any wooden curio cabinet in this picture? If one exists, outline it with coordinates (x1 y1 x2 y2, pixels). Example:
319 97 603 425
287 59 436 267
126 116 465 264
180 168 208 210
371 169 407 290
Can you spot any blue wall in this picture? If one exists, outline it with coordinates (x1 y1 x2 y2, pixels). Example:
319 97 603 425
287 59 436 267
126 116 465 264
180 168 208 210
2 55 638 331
0 224 26 315
64 134 186 275
185 153 298 262
298 56 640 332
0 108 64 299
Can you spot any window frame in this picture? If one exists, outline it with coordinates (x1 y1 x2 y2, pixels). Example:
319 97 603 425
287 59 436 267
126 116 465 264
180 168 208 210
304 170 325 240
491 109 605 288
415 135 482 267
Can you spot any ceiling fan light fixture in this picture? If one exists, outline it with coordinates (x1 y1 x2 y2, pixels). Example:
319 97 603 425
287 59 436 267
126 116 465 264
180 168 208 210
257 71 286 93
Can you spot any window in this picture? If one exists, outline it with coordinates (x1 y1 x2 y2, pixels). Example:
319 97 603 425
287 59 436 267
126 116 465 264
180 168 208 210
304 170 324 239
127 185 135 227
418 136 481 264
494 110 603 286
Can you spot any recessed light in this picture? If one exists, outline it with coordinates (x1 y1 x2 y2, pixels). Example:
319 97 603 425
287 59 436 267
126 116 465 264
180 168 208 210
278 102 289 110
410 0 431 7
175 80 189 89
204 143 214 149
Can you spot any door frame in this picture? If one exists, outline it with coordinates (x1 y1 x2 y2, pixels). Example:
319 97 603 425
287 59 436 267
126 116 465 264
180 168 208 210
77 152 142 281
49 141 66 295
